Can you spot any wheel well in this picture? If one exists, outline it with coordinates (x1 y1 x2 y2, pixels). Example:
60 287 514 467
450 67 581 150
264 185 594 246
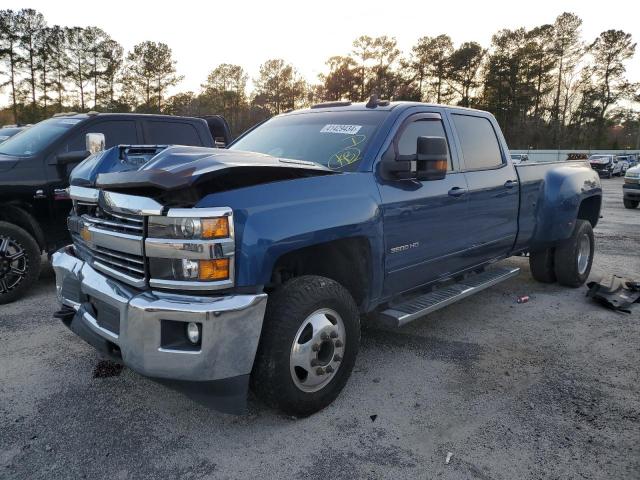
269 237 371 308
0 204 45 251
577 196 601 228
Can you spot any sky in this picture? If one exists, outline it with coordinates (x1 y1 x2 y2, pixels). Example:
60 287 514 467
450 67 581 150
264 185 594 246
1 0 639 96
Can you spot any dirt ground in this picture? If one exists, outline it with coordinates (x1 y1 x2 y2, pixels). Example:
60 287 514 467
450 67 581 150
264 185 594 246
1 176 638 480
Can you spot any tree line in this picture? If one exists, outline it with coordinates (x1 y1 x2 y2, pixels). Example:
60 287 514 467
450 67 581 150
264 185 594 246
1 9 638 148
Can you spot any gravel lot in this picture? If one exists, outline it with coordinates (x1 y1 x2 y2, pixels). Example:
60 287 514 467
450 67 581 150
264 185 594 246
1 176 638 480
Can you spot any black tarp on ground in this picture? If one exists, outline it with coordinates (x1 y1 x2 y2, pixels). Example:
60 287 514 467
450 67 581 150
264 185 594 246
586 275 640 313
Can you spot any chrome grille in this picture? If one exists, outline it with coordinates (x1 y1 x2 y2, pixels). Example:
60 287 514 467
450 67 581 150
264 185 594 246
74 237 146 287
80 206 144 235
71 202 147 287
92 245 145 276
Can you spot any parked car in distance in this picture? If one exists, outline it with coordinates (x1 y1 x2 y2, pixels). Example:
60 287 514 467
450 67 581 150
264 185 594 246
53 98 602 416
589 154 622 178
623 164 640 209
0 125 30 143
615 155 631 174
510 153 529 164
0 112 225 304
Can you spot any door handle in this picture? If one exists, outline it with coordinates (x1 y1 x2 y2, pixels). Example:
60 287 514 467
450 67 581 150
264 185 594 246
448 187 467 197
504 179 519 188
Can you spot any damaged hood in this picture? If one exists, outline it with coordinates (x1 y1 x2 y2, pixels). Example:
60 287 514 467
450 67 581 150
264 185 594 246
71 145 335 192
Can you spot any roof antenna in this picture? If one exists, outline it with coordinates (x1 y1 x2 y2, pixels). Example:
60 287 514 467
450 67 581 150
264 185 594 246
366 94 379 108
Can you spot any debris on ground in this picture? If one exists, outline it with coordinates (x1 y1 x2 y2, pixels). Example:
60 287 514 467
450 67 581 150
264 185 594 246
92 360 124 378
586 275 640 313
445 452 453 464
370 414 378 422
517 295 530 304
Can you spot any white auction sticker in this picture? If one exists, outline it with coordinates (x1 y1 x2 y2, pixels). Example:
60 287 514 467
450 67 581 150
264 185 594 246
320 124 362 134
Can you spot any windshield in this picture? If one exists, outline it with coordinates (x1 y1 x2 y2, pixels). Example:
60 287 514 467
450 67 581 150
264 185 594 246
0 117 84 156
229 111 388 171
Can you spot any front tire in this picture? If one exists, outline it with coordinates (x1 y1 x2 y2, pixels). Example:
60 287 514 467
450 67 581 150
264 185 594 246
251 275 360 416
553 220 594 287
623 199 639 209
0 221 42 304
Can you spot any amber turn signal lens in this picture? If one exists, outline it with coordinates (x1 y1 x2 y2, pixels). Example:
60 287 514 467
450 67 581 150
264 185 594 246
198 259 229 281
201 217 229 239
80 226 92 242
433 159 448 171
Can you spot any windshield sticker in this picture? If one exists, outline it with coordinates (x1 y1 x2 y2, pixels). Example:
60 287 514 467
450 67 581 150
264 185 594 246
328 135 367 170
321 124 362 135
60 119 82 124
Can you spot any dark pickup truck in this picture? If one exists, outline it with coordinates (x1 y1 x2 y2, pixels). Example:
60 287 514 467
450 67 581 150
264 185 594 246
53 99 602 416
0 112 231 304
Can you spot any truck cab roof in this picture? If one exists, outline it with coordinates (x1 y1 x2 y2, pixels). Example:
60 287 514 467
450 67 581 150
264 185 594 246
283 100 484 116
50 112 206 122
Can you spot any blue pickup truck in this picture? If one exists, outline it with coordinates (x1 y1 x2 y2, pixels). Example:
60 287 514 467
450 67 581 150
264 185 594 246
52 98 602 415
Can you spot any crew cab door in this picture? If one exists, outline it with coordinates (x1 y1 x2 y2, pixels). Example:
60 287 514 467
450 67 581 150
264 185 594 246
449 112 519 264
378 111 471 295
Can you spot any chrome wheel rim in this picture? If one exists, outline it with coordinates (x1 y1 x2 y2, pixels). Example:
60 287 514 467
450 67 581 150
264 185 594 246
577 234 591 275
0 236 28 294
289 308 346 393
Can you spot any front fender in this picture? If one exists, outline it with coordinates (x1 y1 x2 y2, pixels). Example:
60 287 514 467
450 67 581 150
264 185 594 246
196 172 384 294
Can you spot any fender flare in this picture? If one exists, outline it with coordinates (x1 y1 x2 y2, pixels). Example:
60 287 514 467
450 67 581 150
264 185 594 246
0 203 46 251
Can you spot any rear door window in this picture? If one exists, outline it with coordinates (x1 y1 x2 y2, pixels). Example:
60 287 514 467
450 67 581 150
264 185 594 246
145 121 201 146
451 114 503 170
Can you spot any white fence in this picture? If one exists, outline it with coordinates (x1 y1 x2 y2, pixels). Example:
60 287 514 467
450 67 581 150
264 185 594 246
510 149 640 163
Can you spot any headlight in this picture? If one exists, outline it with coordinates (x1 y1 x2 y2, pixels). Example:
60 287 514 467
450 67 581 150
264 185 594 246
146 209 234 289
626 171 639 178
150 258 230 282
148 216 229 240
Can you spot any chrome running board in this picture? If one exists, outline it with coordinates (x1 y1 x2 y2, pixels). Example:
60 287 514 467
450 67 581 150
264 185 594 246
379 267 520 328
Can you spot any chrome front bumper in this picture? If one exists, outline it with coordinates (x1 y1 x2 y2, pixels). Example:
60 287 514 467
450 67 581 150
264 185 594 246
52 246 267 383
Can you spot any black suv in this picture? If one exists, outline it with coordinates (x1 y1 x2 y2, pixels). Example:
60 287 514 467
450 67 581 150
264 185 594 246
0 112 228 304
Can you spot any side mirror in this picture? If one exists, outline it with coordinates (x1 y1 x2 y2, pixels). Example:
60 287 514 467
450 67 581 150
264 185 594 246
86 132 105 154
415 136 448 181
56 150 90 165
381 135 449 181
